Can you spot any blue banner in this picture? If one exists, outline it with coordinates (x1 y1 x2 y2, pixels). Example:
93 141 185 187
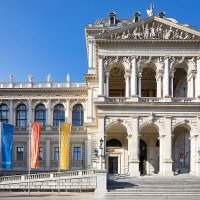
1 123 14 169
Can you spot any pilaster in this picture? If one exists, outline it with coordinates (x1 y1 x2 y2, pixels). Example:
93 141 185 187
87 88 93 122
97 117 105 170
161 116 173 176
129 116 140 176
125 72 130 98
98 56 104 97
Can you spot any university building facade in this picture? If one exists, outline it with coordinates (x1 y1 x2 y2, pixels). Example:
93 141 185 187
0 11 200 177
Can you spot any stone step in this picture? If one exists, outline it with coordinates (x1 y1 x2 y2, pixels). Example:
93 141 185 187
107 192 200 195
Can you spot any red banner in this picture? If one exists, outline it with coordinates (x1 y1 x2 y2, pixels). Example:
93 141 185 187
31 122 41 169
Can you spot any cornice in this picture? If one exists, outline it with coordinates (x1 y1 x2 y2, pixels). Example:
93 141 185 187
96 39 200 44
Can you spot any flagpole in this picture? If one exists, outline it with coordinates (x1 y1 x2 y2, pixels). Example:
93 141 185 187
58 121 61 193
28 121 31 197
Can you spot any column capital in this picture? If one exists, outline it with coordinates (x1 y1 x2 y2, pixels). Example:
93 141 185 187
196 56 200 61
99 55 105 59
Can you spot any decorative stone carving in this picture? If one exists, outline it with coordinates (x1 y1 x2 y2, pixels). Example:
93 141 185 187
110 22 198 40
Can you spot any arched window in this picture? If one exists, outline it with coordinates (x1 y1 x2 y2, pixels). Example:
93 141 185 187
141 67 156 97
53 104 65 127
106 139 122 147
173 68 187 97
109 66 125 97
35 104 46 128
16 104 27 128
0 104 9 123
72 104 84 126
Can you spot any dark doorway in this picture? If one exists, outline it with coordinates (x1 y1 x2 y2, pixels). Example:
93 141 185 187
140 140 147 175
109 157 118 174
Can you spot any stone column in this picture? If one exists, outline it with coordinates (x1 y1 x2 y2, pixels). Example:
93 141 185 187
88 40 93 69
156 73 162 98
105 71 109 97
187 73 195 98
129 116 140 176
98 56 104 96
170 73 174 97
162 116 173 176
138 71 142 97
196 57 200 98
131 56 137 97
46 140 51 170
159 133 166 176
125 73 130 98
190 132 199 176
163 57 170 97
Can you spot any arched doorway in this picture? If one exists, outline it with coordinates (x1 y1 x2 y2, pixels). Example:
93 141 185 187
106 123 128 174
141 66 157 97
172 125 190 174
139 140 147 175
140 124 159 175
109 64 125 97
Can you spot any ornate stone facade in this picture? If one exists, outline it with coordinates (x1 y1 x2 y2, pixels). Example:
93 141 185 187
1 10 200 177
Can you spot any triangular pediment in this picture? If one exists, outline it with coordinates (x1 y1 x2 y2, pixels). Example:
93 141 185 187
96 16 200 41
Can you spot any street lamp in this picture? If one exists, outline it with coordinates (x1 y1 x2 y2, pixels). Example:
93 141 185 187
99 138 104 149
99 138 104 169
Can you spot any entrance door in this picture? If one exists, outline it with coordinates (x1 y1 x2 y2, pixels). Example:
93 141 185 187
108 157 118 174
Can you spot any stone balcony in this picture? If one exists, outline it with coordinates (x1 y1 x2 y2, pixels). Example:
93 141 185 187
95 96 199 104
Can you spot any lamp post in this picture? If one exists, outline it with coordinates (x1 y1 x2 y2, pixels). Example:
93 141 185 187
99 138 104 169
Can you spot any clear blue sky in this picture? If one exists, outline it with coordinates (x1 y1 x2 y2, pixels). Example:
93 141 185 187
0 0 199 83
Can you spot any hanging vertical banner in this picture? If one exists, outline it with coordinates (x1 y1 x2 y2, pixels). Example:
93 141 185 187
60 123 72 170
1 123 14 169
31 122 41 169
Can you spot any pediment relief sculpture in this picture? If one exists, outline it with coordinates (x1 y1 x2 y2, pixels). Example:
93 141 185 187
110 22 199 40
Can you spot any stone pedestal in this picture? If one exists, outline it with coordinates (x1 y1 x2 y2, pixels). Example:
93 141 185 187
163 160 174 176
95 170 107 195
129 160 140 176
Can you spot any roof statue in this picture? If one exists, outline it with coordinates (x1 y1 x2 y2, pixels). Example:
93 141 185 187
146 3 154 17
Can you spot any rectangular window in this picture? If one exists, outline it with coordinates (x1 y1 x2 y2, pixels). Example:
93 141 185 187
73 146 81 161
16 146 24 161
54 147 59 161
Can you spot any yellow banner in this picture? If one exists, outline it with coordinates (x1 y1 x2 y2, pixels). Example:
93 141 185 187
60 123 72 170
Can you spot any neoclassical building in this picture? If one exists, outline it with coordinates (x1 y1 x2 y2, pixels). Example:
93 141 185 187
1 10 200 177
